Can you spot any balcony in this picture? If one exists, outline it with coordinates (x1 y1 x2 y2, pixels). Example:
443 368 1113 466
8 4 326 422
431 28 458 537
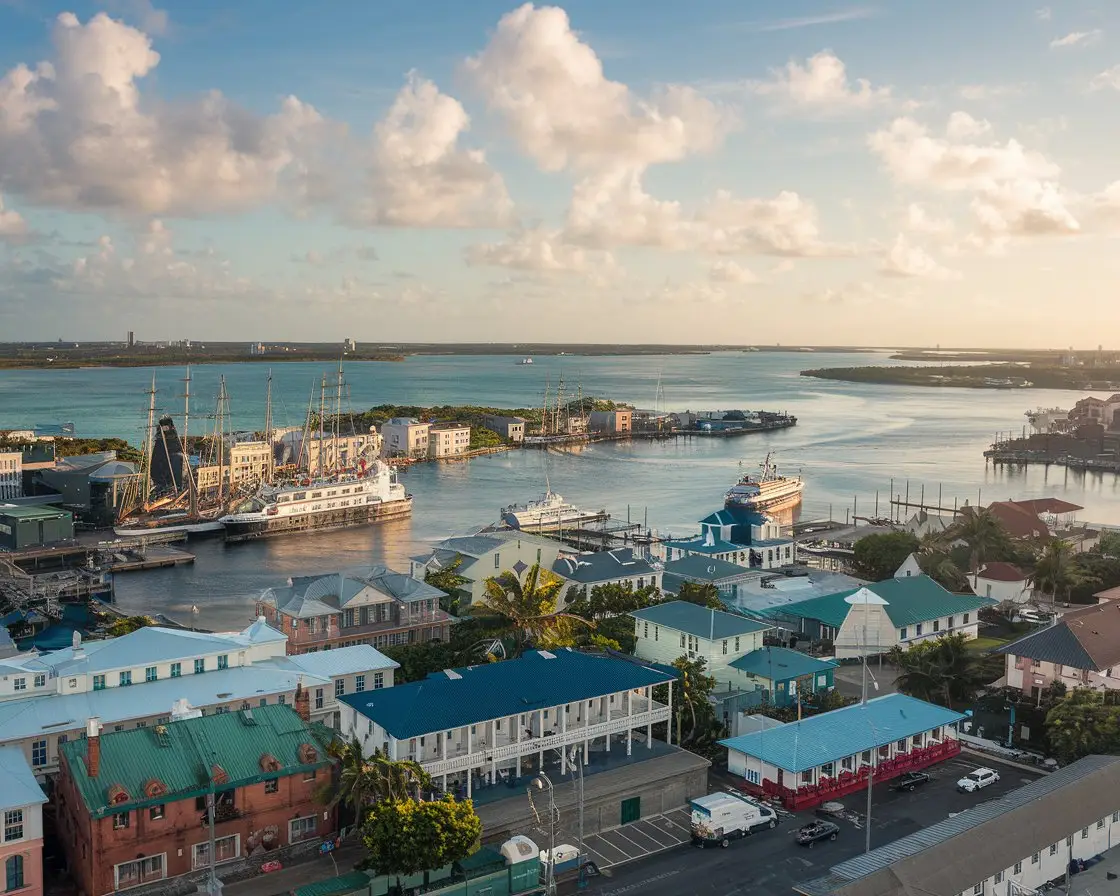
199 804 243 828
284 609 451 645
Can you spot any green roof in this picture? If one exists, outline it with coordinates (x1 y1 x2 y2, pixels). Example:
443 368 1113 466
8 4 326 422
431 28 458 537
293 873 372 896
59 704 335 818
729 646 837 681
771 575 997 629
0 505 71 521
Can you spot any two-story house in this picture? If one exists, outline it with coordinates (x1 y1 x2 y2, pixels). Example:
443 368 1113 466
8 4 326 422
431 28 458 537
56 701 335 896
256 565 451 653
427 423 471 458
970 562 1031 605
997 602 1120 701
379 418 430 459
658 508 796 571
410 532 563 607
553 548 662 598
0 747 47 896
0 622 396 774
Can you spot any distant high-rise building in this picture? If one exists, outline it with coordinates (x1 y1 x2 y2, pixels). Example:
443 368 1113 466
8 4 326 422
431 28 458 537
344 338 357 352
127 330 134 347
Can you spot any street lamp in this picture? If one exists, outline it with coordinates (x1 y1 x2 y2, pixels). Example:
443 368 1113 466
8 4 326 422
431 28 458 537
532 774 558 896
568 747 587 889
844 587 889 855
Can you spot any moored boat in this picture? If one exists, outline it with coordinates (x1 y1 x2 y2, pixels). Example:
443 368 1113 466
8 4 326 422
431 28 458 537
724 453 803 514
501 489 606 532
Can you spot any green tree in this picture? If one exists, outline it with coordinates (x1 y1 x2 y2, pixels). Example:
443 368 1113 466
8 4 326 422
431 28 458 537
671 655 717 746
1098 530 1120 558
469 427 503 450
479 564 593 656
568 582 661 620
319 741 431 819
915 532 969 592
1045 689 1120 762
105 615 156 637
950 506 1013 573
888 632 996 709
361 797 481 880
424 555 470 615
852 532 920 581
1031 539 1075 604
676 581 724 610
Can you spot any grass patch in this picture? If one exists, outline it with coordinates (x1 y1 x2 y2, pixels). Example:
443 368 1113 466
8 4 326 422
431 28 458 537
967 636 1009 652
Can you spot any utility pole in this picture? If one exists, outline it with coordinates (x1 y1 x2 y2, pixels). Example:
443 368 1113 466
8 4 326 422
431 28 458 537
264 369 274 484
571 748 587 889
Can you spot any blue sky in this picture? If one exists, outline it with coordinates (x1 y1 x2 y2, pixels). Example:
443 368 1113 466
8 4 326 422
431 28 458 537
1 0 1118 346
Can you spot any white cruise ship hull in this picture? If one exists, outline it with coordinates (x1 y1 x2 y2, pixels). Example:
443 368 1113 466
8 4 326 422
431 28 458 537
725 481 804 513
503 507 606 532
221 495 412 542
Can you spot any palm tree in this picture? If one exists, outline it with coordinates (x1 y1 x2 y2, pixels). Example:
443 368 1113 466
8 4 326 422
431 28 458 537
319 739 433 813
915 532 969 592
889 632 990 709
1031 538 1073 605
949 506 1011 574
479 564 593 656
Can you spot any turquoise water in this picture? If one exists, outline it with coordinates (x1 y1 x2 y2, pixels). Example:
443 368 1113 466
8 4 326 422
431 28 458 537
1 352 1115 630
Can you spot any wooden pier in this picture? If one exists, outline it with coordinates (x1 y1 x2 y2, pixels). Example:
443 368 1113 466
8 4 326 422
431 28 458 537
103 545 195 573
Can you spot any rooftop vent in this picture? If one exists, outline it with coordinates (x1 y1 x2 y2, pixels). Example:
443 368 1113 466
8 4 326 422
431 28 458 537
538 650 557 659
444 669 463 680
240 709 258 726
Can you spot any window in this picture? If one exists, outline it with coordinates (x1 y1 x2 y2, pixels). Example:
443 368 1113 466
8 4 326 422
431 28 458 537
115 855 165 890
355 675 365 692
265 779 279 794
680 634 686 648
289 816 317 843
994 872 1003 884
933 619 940 632
194 659 205 674
899 628 907 640
149 805 164 821
373 672 384 689
145 666 157 682
1097 819 1105 829
735 637 740 652
915 623 923 636
643 622 648 638
30 740 46 767
315 688 324 710
973 886 983 895
1081 827 1089 839
722 640 728 655
963 613 970 624
841 757 853 770
861 750 871 763
1014 862 1022 874
119 671 132 686
1031 853 1039 865
93 674 106 691
896 739 907 752
494 553 500 569
5 856 24 892
1067 836 1073 846
3 810 23 842
1049 844 1058 856
335 679 344 697
654 626 659 641
170 662 181 678
820 762 834 776
800 770 813 783
304 768 317 782
192 834 240 869
12 678 24 692
343 609 355 627
1114 811 1119 822
279 694 286 705
113 812 130 830
745 769 760 785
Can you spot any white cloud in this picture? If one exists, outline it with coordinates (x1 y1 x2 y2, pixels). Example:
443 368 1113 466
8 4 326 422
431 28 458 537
958 84 1024 101
1035 7 1051 21
946 111 992 141
649 280 730 305
465 228 618 278
0 193 27 239
1050 29 1102 48
1090 65 1120 91
698 189 846 257
971 181 1080 236
464 3 733 173
750 51 890 113
904 203 954 240
736 8 876 32
880 234 959 279
709 260 758 283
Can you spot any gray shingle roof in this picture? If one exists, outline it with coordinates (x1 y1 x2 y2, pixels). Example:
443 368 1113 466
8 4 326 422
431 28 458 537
630 601 771 639
552 548 656 584
995 621 1097 670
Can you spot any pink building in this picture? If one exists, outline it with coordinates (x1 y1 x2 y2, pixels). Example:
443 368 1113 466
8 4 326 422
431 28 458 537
0 747 47 896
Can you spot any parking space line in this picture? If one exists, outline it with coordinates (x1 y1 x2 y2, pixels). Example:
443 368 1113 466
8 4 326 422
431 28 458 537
634 823 680 848
585 837 629 866
621 825 666 852
583 843 616 868
598 829 642 857
613 827 656 854
659 815 692 836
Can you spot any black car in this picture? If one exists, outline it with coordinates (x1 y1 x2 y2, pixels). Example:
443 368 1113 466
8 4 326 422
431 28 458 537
795 820 839 848
893 772 931 792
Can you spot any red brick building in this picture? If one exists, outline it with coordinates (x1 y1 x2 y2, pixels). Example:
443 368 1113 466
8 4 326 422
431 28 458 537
55 690 336 895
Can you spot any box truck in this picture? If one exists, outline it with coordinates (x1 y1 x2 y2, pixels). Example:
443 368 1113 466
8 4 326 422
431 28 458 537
690 792 778 848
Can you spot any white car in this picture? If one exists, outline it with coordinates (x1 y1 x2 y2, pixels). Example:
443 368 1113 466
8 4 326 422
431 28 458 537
956 768 1000 793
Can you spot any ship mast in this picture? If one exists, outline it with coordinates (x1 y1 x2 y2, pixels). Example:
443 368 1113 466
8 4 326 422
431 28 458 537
540 378 550 436
182 366 198 517
216 376 229 506
554 373 565 435
143 374 156 509
264 369 274 483
333 359 343 476
300 386 315 472
318 374 326 479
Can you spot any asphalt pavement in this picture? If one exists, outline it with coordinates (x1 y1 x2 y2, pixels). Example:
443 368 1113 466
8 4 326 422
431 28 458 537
574 755 1042 896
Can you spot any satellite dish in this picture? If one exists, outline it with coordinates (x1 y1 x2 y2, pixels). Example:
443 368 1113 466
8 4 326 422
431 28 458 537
707 566 716 574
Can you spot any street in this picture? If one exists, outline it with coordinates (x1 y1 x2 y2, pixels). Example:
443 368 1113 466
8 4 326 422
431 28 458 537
576 755 1040 896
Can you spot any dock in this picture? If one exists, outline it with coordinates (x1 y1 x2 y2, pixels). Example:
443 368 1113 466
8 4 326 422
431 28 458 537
103 545 195 573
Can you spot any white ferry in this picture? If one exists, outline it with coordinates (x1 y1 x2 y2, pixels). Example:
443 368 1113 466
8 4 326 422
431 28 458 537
501 490 606 532
219 458 411 542
724 453 804 514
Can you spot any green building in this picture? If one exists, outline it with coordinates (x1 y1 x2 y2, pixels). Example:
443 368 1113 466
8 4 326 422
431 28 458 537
0 505 75 551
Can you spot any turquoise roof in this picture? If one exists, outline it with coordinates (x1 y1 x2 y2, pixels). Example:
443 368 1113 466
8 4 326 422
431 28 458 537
719 693 965 772
0 746 47 811
340 648 676 740
662 554 751 582
769 575 997 629
630 601 771 640
729 647 837 681
663 537 747 556
700 509 766 528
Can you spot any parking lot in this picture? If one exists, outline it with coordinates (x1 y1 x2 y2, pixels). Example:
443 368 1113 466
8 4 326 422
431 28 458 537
581 807 693 870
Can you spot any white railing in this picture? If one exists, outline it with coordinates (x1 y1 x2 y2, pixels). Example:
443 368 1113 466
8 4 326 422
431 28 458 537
421 706 671 776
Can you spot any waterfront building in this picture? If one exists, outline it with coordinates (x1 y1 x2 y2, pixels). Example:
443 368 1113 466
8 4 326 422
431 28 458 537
794 755 1120 896
1069 393 1120 429
0 506 74 551
379 418 430 459
656 508 796 571
0 747 47 896
970 562 1031 604
339 648 676 798
481 415 526 443
274 426 382 473
256 565 451 653
997 602 1120 701
428 422 471 459
0 450 23 500
343 338 356 352
553 547 662 596
56 702 336 896
30 452 137 528
761 575 996 659
660 555 758 598
587 410 632 434
0 621 396 774
720 693 964 810
899 509 955 540
410 532 562 607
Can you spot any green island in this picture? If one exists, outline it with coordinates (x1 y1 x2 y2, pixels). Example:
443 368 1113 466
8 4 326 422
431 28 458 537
800 363 1120 390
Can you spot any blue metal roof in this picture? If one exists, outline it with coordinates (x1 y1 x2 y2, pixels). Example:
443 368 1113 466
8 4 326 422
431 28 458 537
552 548 657 584
719 694 965 772
700 508 767 528
0 746 47 811
662 554 753 582
339 648 677 740
663 537 746 556
729 647 837 681
630 601 771 640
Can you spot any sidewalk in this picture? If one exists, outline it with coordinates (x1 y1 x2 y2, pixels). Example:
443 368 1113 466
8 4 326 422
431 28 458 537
224 847 364 896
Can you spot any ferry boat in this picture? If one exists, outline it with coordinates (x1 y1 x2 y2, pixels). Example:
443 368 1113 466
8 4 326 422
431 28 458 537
724 453 804 514
518 358 534 365
501 489 607 532
218 458 411 542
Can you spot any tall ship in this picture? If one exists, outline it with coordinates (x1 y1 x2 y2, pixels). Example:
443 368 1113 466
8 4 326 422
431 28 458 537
501 487 607 532
724 453 804 513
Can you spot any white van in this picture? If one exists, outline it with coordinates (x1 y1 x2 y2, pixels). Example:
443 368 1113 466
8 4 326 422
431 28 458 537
690 792 778 848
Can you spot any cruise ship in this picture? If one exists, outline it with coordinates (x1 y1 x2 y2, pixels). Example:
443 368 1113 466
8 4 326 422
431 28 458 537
219 458 411 542
724 453 804 514
501 490 607 532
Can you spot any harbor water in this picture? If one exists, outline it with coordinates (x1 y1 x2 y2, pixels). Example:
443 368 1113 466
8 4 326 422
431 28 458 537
1 351 1116 631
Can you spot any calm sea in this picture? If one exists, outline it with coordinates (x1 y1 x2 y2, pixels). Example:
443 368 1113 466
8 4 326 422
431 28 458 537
1 351 1115 630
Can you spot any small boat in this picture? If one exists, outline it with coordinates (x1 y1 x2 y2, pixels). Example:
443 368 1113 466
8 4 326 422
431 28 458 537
502 490 606 532
518 358 534 365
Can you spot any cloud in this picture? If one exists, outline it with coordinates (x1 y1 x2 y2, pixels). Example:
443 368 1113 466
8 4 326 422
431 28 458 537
105 0 168 35
1050 29 1102 48
880 234 959 279
709 260 758 283
352 74 512 228
0 193 28 239
750 51 890 113
958 84 1024 101
1035 7 1051 21
904 203 954 240
1090 65 1120 91
970 181 1080 236
464 3 734 173
649 280 730 305
735 8 875 32
945 111 992 141
465 228 618 278
0 12 328 216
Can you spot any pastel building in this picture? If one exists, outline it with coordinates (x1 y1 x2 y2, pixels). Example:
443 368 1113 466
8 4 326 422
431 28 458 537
379 418 430 459
0 748 47 896
428 423 471 459
553 548 662 596
410 532 562 607
659 508 795 571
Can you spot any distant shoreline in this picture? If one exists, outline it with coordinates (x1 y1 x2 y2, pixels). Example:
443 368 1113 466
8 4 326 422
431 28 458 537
800 364 1120 391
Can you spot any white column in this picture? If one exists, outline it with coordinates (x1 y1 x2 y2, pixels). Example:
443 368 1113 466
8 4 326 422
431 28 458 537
441 731 447 761
666 680 673 746
645 686 652 749
606 695 612 753
538 709 544 770
516 715 522 777
466 725 473 798
389 736 399 760
489 719 496 784
626 689 633 757
560 704 568 774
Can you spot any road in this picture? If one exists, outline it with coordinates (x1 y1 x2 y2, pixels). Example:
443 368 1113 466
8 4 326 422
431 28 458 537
575 755 1040 896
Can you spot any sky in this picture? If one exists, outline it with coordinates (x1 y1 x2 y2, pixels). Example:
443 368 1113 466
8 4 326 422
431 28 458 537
1 0 1119 347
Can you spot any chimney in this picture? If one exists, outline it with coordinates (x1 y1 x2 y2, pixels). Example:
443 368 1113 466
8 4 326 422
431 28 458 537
72 631 84 659
294 677 310 723
86 717 102 778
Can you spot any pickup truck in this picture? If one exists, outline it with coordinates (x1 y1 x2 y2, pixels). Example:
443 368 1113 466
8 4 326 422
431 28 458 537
892 772 931 792
691 792 778 848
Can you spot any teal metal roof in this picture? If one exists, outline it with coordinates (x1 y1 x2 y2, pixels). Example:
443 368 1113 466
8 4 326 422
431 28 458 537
292 872 372 896
663 537 746 556
630 601 771 640
340 648 676 740
719 693 965 773
59 703 335 818
0 746 47 811
662 554 752 582
729 647 837 681
771 575 997 629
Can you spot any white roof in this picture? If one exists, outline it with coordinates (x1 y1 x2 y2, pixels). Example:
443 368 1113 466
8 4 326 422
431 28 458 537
691 792 744 811
281 645 398 678
0 746 47 810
